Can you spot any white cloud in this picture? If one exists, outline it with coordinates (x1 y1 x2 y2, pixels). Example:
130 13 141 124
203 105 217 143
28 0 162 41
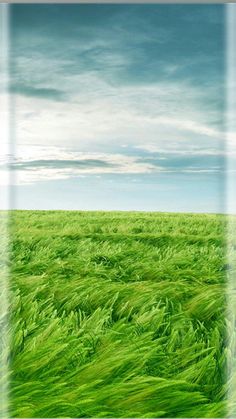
7 67 227 187
0 140 229 186
12 73 223 155
0 145 161 185
134 144 234 156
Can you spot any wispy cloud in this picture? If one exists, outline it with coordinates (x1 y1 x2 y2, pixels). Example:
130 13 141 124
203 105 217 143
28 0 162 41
0 146 157 185
12 76 224 157
10 83 66 101
0 144 230 186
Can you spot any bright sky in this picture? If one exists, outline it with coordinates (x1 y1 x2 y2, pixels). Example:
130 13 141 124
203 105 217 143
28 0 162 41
0 4 228 212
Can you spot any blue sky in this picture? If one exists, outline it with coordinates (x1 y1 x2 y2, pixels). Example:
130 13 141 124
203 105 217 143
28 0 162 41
3 4 227 212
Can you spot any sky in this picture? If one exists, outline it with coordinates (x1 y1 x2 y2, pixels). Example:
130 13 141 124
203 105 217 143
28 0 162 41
0 4 229 212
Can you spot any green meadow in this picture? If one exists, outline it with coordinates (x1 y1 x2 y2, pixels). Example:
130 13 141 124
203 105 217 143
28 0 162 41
4 211 236 417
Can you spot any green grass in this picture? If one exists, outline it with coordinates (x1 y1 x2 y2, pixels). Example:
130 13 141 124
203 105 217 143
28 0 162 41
3 210 236 417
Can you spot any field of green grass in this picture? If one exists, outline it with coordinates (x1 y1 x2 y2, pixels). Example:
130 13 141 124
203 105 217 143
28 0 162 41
4 211 236 417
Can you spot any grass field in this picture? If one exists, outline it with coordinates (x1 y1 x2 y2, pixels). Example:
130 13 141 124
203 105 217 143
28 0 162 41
4 211 236 417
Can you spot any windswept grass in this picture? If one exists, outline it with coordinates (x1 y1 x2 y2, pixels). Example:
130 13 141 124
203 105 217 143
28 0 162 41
3 211 236 417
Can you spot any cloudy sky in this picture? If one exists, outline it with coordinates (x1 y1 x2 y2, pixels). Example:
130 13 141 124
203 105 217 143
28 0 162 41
2 4 228 211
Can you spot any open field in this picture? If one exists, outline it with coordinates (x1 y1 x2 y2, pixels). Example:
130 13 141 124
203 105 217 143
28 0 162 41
4 211 235 417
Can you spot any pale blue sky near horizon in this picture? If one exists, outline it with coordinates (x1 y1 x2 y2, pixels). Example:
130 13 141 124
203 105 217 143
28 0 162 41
2 4 228 213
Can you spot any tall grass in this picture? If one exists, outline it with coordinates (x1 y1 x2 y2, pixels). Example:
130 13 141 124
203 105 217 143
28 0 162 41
3 211 236 417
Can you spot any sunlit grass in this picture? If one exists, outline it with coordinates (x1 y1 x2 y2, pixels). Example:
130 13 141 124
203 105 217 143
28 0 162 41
5 210 236 417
